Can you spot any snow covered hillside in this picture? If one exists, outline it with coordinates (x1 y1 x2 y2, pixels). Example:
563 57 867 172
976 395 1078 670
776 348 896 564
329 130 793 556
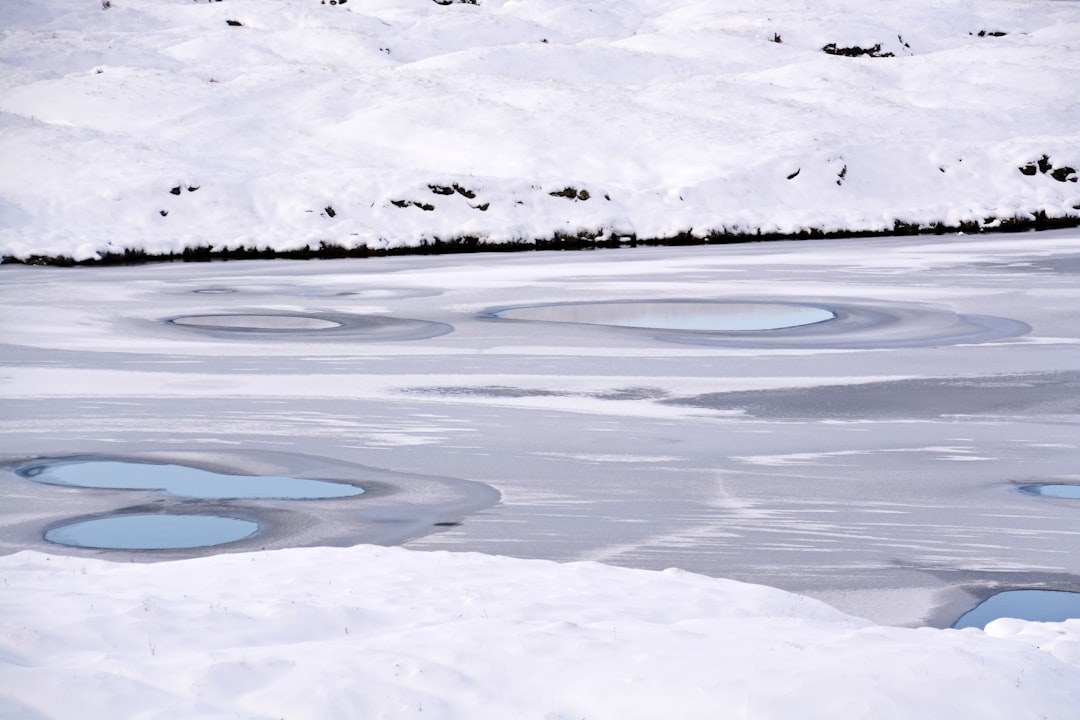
1 0 1078 261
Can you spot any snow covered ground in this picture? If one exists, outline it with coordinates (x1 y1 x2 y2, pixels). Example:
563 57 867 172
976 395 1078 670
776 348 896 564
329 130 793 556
3 546 1080 719
1 0 1079 261
3 228 1080 717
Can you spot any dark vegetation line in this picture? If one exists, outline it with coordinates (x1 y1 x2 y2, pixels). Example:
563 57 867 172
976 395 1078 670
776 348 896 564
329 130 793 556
5 211 1079 267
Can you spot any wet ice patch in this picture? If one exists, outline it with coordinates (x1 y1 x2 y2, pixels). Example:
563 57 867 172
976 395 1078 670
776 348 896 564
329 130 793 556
20 459 364 499
44 514 258 550
953 590 1080 629
493 301 835 332
1021 484 1080 499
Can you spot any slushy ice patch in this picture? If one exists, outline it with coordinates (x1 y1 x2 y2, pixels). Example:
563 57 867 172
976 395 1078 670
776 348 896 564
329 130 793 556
494 301 835 331
44 514 258 550
20 460 364 499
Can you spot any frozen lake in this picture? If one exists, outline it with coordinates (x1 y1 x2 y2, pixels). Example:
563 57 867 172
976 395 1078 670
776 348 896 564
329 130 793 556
2 230 1079 627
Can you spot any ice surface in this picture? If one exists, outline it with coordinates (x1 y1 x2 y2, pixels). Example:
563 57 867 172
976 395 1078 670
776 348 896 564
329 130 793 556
3 230 1079 632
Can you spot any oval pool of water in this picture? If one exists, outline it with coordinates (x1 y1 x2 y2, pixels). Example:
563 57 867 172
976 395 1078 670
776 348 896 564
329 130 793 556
493 302 835 332
45 514 258 550
21 460 364 500
171 314 342 330
953 590 1080 629
1021 484 1080 499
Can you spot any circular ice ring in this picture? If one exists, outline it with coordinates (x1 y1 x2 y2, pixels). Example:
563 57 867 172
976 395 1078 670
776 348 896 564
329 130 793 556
166 312 452 341
485 299 1029 349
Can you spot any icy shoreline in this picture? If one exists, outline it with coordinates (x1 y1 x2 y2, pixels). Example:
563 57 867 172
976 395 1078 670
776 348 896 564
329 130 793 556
7 214 1080 266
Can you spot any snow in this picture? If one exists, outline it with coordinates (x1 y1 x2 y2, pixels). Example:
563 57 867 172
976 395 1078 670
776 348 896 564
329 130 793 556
3 1 1080 716
3 547 1080 719
1 0 1079 261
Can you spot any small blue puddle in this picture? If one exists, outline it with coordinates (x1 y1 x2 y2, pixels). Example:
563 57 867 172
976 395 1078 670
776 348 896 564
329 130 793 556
494 302 834 332
23 459 364 550
22 460 363 500
1021 484 1080 499
953 590 1080 629
45 515 258 550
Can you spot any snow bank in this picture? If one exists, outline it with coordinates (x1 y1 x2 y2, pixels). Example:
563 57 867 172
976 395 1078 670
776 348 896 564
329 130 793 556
1 0 1078 261
2 546 1080 719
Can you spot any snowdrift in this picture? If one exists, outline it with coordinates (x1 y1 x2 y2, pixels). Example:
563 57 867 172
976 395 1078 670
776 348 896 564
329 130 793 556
3 546 1080 719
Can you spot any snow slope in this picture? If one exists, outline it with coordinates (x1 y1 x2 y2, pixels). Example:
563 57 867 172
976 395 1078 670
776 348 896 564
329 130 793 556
3 546 1080 719
1 0 1079 261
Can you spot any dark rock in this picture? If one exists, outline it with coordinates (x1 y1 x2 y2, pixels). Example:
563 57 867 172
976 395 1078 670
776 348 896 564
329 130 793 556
391 200 435 211
822 43 894 58
549 186 589 201
1051 166 1077 183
